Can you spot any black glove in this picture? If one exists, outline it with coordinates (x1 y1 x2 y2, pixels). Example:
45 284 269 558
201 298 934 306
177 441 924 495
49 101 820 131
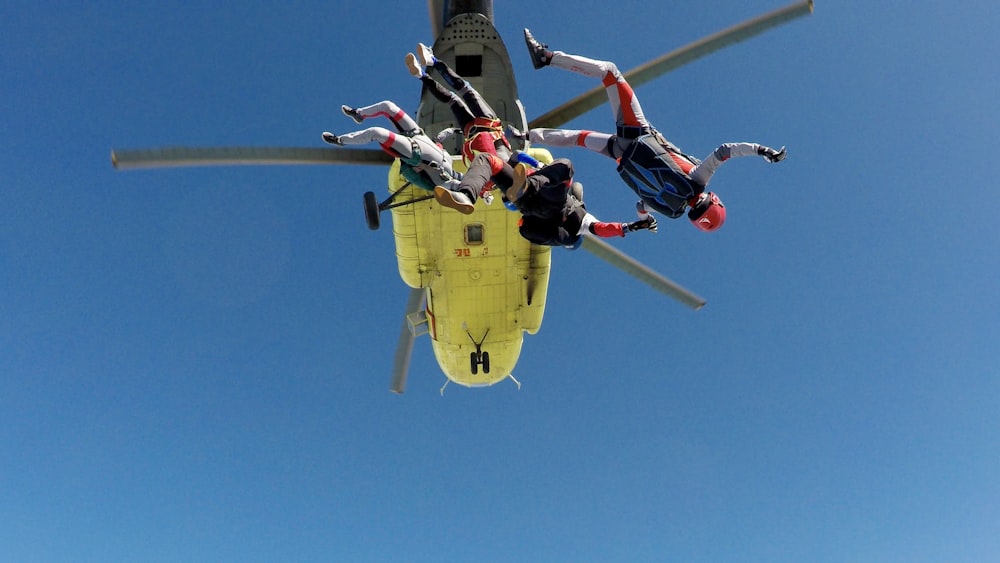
626 216 658 233
759 145 787 163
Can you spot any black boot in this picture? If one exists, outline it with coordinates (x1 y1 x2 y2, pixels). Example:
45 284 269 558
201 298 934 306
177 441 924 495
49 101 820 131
524 29 551 69
341 105 364 124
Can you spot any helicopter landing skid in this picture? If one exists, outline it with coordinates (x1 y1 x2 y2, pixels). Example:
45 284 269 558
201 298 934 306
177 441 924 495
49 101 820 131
363 183 434 231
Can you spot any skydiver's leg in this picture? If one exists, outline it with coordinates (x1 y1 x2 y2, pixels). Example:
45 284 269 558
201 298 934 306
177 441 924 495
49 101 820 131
420 75 476 130
548 51 650 134
435 151 510 214
351 100 421 134
335 127 414 160
457 152 512 200
489 157 515 190
418 43 498 120
528 128 621 160
430 60 498 119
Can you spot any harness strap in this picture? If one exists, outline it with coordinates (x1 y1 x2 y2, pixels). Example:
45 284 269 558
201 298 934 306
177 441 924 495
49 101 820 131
464 116 502 135
617 124 653 139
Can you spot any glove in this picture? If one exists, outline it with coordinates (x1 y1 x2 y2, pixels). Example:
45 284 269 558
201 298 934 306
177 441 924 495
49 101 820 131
506 125 527 140
759 145 787 163
626 216 658 233
479 187 494 205
435 127 462 144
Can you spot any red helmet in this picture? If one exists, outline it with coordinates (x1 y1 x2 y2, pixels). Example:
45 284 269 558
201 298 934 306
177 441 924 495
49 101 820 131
687 192 726 232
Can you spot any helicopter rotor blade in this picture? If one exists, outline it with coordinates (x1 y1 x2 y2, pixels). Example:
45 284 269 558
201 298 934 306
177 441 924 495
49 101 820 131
581 237 706 310
529 0 813 129
428 0 444 38
390 288 427 394
111 146 392 170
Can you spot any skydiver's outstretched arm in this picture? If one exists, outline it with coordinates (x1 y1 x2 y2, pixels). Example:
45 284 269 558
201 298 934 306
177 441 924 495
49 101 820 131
581 212 658 239
581 213 622 238
689 142 786 187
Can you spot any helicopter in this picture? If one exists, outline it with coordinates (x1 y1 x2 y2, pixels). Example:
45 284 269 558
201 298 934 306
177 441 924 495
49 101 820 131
111 0 813 393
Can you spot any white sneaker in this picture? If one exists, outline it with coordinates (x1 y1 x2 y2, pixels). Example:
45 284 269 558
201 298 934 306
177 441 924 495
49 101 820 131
417 43 436 67
405 53 424 78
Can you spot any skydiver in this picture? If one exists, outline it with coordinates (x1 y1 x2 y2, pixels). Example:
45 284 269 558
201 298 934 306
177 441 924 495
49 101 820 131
438 151 657 247
517 29 787 232
405 43 520 213
321 100 464 194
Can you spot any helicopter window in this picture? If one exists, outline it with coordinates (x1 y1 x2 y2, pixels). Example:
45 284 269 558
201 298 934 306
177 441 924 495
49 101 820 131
455 55 483 77
464 223 484 245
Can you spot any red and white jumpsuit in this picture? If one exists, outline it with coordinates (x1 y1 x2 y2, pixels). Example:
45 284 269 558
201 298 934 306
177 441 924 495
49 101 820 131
528 51 767 195
334 100 462 192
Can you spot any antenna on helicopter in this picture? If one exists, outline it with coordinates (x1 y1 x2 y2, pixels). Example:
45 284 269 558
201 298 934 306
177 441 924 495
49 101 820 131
508 373 522 390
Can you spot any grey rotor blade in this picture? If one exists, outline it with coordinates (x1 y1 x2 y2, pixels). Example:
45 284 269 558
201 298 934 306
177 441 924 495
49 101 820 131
581 237 706 310
391 288 427 394
111 146 392 170
529 0 814 129
428 0 444 38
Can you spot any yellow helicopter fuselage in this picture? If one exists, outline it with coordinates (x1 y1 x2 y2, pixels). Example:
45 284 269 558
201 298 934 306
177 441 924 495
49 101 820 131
388 149 553 388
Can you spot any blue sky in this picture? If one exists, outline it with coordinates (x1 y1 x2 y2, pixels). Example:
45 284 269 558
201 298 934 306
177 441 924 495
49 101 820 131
3 1 999 561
